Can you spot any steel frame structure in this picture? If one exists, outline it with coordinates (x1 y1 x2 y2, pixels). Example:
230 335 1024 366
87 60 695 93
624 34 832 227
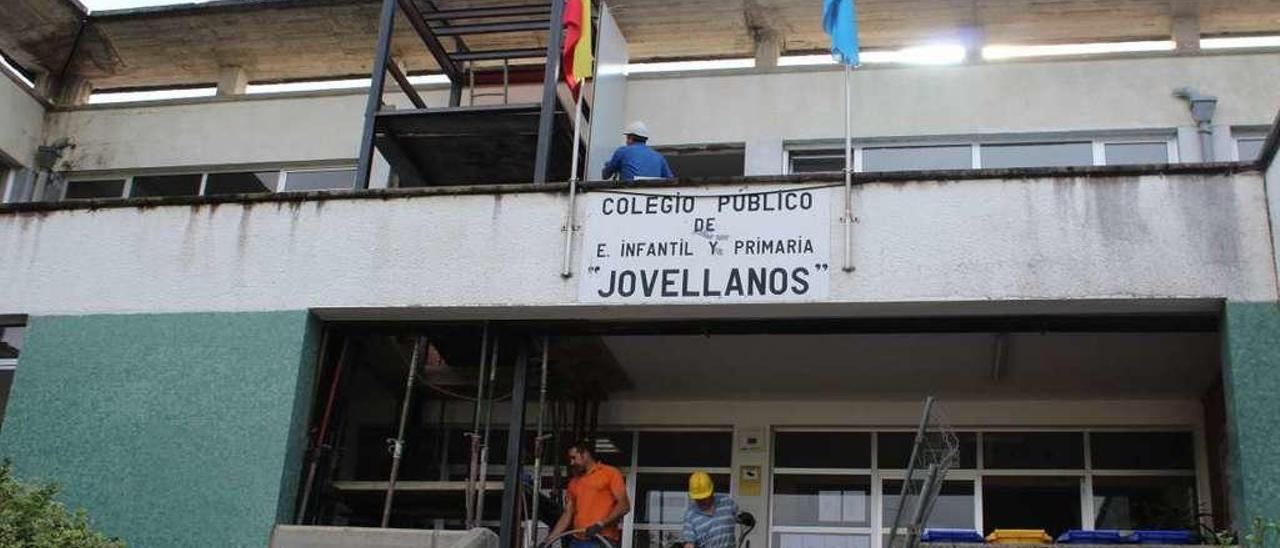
354 0 568 189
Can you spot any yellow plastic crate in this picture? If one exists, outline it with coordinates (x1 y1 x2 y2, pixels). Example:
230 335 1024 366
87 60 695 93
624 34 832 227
985 530 1053 544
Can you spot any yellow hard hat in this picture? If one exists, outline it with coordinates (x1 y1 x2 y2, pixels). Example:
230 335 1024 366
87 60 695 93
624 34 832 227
688 471 714 500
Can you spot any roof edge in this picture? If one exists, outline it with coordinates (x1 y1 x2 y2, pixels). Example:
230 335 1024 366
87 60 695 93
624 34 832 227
0 162 1257 215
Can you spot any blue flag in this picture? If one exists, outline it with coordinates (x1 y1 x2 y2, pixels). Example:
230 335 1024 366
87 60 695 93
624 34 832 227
822 0 860 66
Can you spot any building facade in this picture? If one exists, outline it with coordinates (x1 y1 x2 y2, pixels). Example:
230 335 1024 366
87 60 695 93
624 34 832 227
1 1 1280 547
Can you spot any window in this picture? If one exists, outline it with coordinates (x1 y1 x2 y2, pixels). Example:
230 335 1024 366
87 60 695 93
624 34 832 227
636 472 731 524
657 146 745 178
282 169 356 192
878 432 977 469
1092 476 1197 530
979 142 1093 169
773 532 871 548
775 432 871 469
0 168 10 203
204 171 279 195
1104 142 1169 165
790 152 847 174
638 431 733 468
882 480 975 529
632 429 733 548
64 179 126 200
0 325 23 428
1090 432 1194 470
863 145 971 172
983 476 1082 536
130 174 202 198
773 475 871 526
983 432 1083 469
1238 138 1266 163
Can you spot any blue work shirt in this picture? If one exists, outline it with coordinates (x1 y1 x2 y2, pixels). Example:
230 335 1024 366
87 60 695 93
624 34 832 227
680 495 739 548
603 142 675 181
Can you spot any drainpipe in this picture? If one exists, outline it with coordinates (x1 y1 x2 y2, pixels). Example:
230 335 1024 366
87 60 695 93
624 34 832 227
1174 87 1218 162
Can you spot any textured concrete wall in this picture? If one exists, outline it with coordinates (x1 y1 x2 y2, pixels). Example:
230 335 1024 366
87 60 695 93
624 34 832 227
1222 302 1280 528
0 74 44 167
0 311 319 548
627 53 1280 146
0 172 1275 318
42 54 1280 174
1265 144 1280 295
44 85 542 173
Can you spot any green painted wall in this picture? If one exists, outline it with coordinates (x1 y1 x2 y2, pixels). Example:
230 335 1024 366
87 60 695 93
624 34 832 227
1222 301 1280 527
0 311 319 548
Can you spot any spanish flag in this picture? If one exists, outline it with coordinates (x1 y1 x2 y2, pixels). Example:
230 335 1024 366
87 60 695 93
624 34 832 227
562 0 593 96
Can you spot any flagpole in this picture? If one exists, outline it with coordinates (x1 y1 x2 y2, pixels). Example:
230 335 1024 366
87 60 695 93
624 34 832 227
561 88 585 278
842 62 855 272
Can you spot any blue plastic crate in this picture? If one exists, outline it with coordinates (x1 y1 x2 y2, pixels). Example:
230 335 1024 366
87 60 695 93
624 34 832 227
920 529 985 543
1125 531 1197 545
1057 530 1127 544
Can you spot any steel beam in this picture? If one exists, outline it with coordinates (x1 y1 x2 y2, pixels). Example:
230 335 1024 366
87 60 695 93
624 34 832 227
397 0 463 83
355 0 398 190
374 131 427 187
420 4 551 20
450 48 548 62
498 337 530 548
532 0 566 184
387 60 427 109
433 20 549 36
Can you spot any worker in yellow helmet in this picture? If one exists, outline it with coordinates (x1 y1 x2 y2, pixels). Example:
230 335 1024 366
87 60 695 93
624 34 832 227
679 472 754 548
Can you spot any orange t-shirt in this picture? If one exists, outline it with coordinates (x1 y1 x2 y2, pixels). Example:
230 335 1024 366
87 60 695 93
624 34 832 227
567 463 626 541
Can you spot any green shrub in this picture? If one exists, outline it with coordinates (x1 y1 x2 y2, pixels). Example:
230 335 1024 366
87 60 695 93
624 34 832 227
0 461 124 548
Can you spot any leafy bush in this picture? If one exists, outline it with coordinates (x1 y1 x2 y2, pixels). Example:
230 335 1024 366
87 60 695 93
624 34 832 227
0 461 124 547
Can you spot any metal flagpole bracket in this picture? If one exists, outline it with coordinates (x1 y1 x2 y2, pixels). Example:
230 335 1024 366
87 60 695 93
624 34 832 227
560 80 588 278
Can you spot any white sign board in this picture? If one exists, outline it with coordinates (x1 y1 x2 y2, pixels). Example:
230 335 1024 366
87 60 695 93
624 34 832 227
578 186 832 303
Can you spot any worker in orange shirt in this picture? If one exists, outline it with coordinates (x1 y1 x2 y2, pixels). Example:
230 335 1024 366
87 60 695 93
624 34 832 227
546 440 632 548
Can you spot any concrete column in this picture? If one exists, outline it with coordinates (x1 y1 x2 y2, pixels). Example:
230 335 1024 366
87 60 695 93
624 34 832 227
1221 302 1280 528
1173 15 1201 54
54 76 93 106
1211 125 1236 161
1176 126 1203 163
216 65 249 96
744 137 785 176
754 34 780 69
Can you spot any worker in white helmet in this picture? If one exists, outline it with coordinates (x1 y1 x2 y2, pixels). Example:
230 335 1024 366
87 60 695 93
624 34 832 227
603 121 675 181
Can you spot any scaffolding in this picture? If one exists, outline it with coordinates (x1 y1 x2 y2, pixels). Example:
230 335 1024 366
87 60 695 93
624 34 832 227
885 397 962 548
354 0 589 189
294 326 630 548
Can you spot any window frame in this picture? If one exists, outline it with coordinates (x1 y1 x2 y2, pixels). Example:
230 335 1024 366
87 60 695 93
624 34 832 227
61 177 130 201
280 166 358 193
763 426 1203 548
785 133 1180 175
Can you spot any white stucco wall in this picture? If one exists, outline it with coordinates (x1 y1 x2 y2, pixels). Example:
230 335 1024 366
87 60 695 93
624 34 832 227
0 171 1274 317
41 53 1280 174
0 74 45 167
1265 140 1280 295
628 53 1280 145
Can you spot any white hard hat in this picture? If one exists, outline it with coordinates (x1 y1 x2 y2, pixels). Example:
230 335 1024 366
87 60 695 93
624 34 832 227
624 121 650 139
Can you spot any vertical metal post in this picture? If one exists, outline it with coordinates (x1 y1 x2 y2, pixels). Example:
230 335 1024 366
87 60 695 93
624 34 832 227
356 0 398 189
841 63 855 272
887 396 935 547
532 0 567 184
527 336 551 547
476 337 502 527
381 337 427 528
499 338 531 548
560 90 586 278
466 324 491 528
296 338 350 524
